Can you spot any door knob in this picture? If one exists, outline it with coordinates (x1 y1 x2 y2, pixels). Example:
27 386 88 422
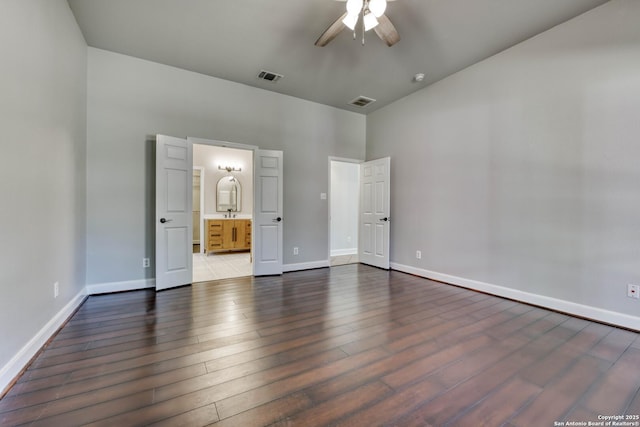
160 218 172 223
272 217 282 223
379 217 389 222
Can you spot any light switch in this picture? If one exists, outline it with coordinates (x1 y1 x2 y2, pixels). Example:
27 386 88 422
320 193 327 200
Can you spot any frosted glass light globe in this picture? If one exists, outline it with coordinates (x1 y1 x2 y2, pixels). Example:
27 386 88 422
369 0 387 17
346 0 364 15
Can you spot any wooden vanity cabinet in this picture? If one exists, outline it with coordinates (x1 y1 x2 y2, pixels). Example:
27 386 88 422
206 219 251 253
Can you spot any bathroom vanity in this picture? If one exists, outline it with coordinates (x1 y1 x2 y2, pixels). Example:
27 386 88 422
205 218 251 253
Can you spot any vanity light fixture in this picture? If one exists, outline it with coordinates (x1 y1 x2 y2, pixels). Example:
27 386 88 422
218 165 242 172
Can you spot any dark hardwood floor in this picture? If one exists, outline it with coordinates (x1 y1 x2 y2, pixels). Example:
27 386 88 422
1 264 639 426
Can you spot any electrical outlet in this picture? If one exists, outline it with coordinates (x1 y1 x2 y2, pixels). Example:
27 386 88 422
293 247 299 255
143 258 150 268
54 281 59 298
416 250 421 259
628 284 639 299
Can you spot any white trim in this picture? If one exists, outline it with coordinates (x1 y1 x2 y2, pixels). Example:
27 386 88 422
284 260 330 273
329 156 364 164
0 289 87 395
188 137 259 151
331 248 358 257
86 278 155 295
390 262 640 331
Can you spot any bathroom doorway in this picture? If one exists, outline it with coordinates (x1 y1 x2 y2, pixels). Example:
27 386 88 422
192 143 254 282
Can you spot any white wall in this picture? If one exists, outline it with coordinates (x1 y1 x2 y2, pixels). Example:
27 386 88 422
0 0 87 390
330 161 359 256
86 48 366 286
367 0 640 329
193 144 253 216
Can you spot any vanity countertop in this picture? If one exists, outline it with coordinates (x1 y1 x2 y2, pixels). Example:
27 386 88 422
203 214 252 220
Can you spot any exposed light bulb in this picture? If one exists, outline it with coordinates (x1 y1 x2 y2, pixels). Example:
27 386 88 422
363 11 379 31
368 0 387 18
342 13 359 31
346 0 363 15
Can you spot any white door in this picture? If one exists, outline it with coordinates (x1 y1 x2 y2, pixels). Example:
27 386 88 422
155 135 193 290
253 149 283 275
359 157 390 269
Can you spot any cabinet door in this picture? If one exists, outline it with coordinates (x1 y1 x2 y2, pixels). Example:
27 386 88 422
222 220 234 249
233 220 246 249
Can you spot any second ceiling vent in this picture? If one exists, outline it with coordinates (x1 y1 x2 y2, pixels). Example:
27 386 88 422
257 69 284 83
349 96 376 108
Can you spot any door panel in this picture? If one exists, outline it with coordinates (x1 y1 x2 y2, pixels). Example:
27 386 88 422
156 135 193 291
359 157 390 269
259 225 279 261
362 223 372 255
167 169 188 211
166 227 188 270
254 150 283 275
260 176 278 212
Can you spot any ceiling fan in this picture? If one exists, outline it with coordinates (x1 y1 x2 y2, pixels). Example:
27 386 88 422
315 0 400 47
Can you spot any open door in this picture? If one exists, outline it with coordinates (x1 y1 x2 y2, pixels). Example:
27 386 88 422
253 149 283 275
155 135 193 290
359 157 390 269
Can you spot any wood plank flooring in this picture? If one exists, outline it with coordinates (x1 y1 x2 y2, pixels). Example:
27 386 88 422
1 264 639 426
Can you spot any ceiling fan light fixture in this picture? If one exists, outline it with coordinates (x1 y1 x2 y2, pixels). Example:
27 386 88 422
342 13 358 31
363 11 379 31
346 0 363 15
368 0 387 18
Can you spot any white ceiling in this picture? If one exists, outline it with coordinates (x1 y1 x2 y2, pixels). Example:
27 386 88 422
67 0 609 113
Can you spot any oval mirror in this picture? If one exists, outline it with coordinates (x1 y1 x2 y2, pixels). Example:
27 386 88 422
216 175 242 212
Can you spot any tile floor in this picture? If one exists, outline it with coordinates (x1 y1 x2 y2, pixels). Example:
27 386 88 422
330 253 359 266
193 251 252 282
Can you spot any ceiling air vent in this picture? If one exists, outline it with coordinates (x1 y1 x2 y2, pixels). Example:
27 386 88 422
349 96 376 108
257 69 283 83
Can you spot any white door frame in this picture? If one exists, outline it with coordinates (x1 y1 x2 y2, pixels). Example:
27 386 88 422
328 157 363 264
193 166 205 254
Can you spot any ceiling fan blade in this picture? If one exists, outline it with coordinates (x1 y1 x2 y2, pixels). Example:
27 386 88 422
315 12 348 47
374 14 400 46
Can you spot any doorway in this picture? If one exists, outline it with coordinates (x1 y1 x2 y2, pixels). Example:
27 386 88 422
192 143 254 282
156 135 284 291
192 167 204 254
329 158 361 266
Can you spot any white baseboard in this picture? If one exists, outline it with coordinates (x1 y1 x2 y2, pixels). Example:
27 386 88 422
330 248 358 257
284 260 330 273
86 278 155 295
390 262 640 332
0 289 87 395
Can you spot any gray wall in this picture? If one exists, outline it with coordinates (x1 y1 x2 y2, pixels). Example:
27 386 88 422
86 48 366 285
367 0 640 320
0 0 87 370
